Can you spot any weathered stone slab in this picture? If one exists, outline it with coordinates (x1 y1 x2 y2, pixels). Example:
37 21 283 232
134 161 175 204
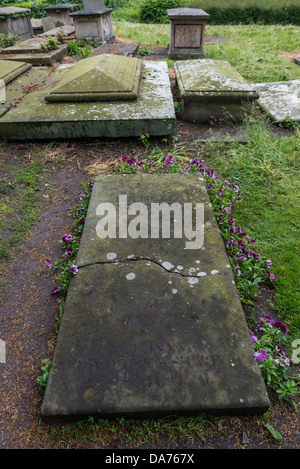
0 7 33 40
39 25 75 38
294 56 300 66
41 16 56 32
253 80 300 123
174 59 259 123
0 59 31 84
90 43 139 57
0 58 175 139
40 174 270 422
1 37 53 54
45 54 142 102
0 43 68 66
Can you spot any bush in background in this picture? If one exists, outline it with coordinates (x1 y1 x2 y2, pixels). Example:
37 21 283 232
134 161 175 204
139 0 187 24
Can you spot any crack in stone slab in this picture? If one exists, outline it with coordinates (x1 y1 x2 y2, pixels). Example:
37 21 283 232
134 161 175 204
77 256 222 278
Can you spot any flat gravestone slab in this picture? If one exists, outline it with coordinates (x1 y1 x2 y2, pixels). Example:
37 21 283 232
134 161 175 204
253 80 300 123
0 43 68 66
91 43 139 57
0 59 31 84
40 174 270 422
1 37 49 54
0 59 175 139
39 25 75 37
174 59 258 123
294 57 300 66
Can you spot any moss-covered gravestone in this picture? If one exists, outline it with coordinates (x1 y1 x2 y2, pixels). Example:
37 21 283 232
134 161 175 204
40 174 270 422
175 59 259 123
0 54 175 140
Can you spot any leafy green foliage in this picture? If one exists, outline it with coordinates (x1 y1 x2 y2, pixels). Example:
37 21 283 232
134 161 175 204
139 0 187 23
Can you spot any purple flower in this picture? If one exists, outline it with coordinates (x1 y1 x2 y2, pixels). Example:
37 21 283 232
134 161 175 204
273 321 287 335
249 330 258 343
46 259 52 269
269 273 275 281
253 349 268 362
165 155 174 165
80 217 85 224
63 234 73 243
51 285 60 295
69 264 78 275
88 289 92 294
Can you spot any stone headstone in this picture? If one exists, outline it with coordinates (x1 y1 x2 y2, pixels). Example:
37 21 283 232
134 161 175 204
43 3 80 27
174 59 259 123
167 8 210 59
41 16 57 33
40 174 270 422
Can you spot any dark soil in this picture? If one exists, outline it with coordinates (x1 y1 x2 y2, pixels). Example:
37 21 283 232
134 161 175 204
0 54 299 451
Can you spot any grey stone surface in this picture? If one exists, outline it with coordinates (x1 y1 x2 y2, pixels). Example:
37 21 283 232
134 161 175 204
1 37 49 54
0 7 33 39
167 8 209 60
40 174 270 422
45 54 143 102
70 7 114 42
44 3 80 26
254 80 300 123
0 44 68 66
82 0 104 10
175 59 258 123
294 56 300 66
167 8 210 18
0 59 175 139
41 16 56 32
39 26 75 38
0 59 31 84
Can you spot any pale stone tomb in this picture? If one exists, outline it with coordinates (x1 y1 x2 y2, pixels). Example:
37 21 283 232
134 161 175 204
174 59 259 123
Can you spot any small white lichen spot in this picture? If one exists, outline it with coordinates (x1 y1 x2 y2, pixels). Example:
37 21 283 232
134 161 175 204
188 277 198 285
211 270 219 275
168 280 172 284
172 289 177 294
162 261 174 271
106 252 117 260
126 273 136 281
176 265 183 270
195 260 200 264
197 272 206 277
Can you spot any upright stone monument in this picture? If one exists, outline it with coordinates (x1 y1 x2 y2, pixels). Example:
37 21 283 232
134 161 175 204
69 0 114 43
167 8 210 59
0 7 33 40
43 3 80 27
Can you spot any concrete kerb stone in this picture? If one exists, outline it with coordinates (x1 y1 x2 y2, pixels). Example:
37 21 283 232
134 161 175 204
40 174 270 422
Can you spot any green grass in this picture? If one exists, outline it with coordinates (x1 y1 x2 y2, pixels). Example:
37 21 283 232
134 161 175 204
113 22 300 82
196 115 300 337
0 148 49 261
